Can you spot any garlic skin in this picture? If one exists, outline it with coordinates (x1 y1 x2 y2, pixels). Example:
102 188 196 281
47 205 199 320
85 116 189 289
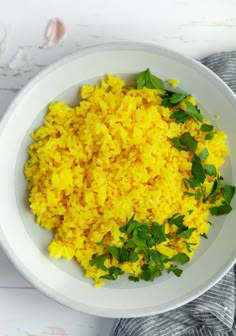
43 17 67 48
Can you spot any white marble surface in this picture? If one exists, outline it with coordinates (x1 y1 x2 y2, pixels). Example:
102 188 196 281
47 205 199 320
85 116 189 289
0 0 236 335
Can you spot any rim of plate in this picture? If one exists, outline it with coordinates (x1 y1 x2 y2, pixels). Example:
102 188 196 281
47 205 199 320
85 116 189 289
0 42 236 318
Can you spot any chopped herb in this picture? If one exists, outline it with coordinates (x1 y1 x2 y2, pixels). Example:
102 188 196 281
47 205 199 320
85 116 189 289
184 241 196 253
162 97 176 108
178 228 196 239
205 131 214 140
201 233 208 239
135 68 164 90
210 201 232 216
171 132 198 152
200 124 214 132
170 93 186 104
140 263 163 281
185 101 203 123
106 246 120 260
170 110 190 124
199 148 209 162
222 185 235 204
120 236 125 242
89 254 107 271
128 275 140 282
204 164 217 176
119 246 129 262
184 191 195 197
150 222 166 244
191 154 206 185
130 236 147 249
167 264 183 277
100 274 115 280
172 252 190 265
168 213 185 227
100 266 124 280
188 209 194 215
203 178 220 203
129 251 139 263
195 189 202 201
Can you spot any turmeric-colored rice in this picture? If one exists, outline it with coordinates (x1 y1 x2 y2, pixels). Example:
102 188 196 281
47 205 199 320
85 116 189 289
24 74 229 286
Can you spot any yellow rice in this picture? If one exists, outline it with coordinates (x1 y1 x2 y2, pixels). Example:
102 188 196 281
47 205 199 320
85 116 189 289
24 74 229 287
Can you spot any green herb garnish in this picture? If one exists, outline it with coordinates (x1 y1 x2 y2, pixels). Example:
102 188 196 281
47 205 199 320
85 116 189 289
199 148 209 162
167 264 183 277
204 164 217 176
171 132 198 152
100 266 124 280
185 101 203 123
200 124 214 132
171 252 190 265
170 93 186 104
170 110 190 124
135 68 164 90
191 154 206 185
128 276 140 282
89 254 107 271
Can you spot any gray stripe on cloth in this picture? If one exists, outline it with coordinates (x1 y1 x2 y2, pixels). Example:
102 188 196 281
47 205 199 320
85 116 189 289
111 51 236 336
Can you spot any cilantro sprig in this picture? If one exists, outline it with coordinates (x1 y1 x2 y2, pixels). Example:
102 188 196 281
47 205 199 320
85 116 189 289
171 132 198 152
135 68 164 90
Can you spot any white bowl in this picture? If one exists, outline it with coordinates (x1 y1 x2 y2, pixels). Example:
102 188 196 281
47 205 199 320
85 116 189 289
0 43 236 318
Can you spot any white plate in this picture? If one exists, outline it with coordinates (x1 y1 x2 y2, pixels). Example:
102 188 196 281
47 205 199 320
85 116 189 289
0 43 236 318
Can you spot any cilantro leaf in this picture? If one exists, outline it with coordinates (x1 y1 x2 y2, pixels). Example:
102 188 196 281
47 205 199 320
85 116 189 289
162 97 176 108
150 222 166 244
100 266 124 280
184 241 196 253
168 214 185 227
210 201 232 216
170 93 186 104
204 164 217 176
199 148 209 162
203 178 220 203
185 101 203 123
89 254 107 271
167 264 183 277
130 236 147 249
171 132 198 152
200 124 214 132
171 252 190 265
106 246 120 260
222 185 235 204
100 274 115 280
170 110 190 124
183 177 201 189
135 68 164 90
129 251 139 263
128 276 140 282
195 189 202 201
140 263 163 281
119 246 129 262
205 131 214 140
183 191 195 197
180 132 198 151
191 154 206 184
178 228 196 239
171 138 183 151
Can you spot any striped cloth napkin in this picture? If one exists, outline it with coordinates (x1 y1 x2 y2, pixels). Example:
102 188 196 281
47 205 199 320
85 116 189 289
112 51 236 336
